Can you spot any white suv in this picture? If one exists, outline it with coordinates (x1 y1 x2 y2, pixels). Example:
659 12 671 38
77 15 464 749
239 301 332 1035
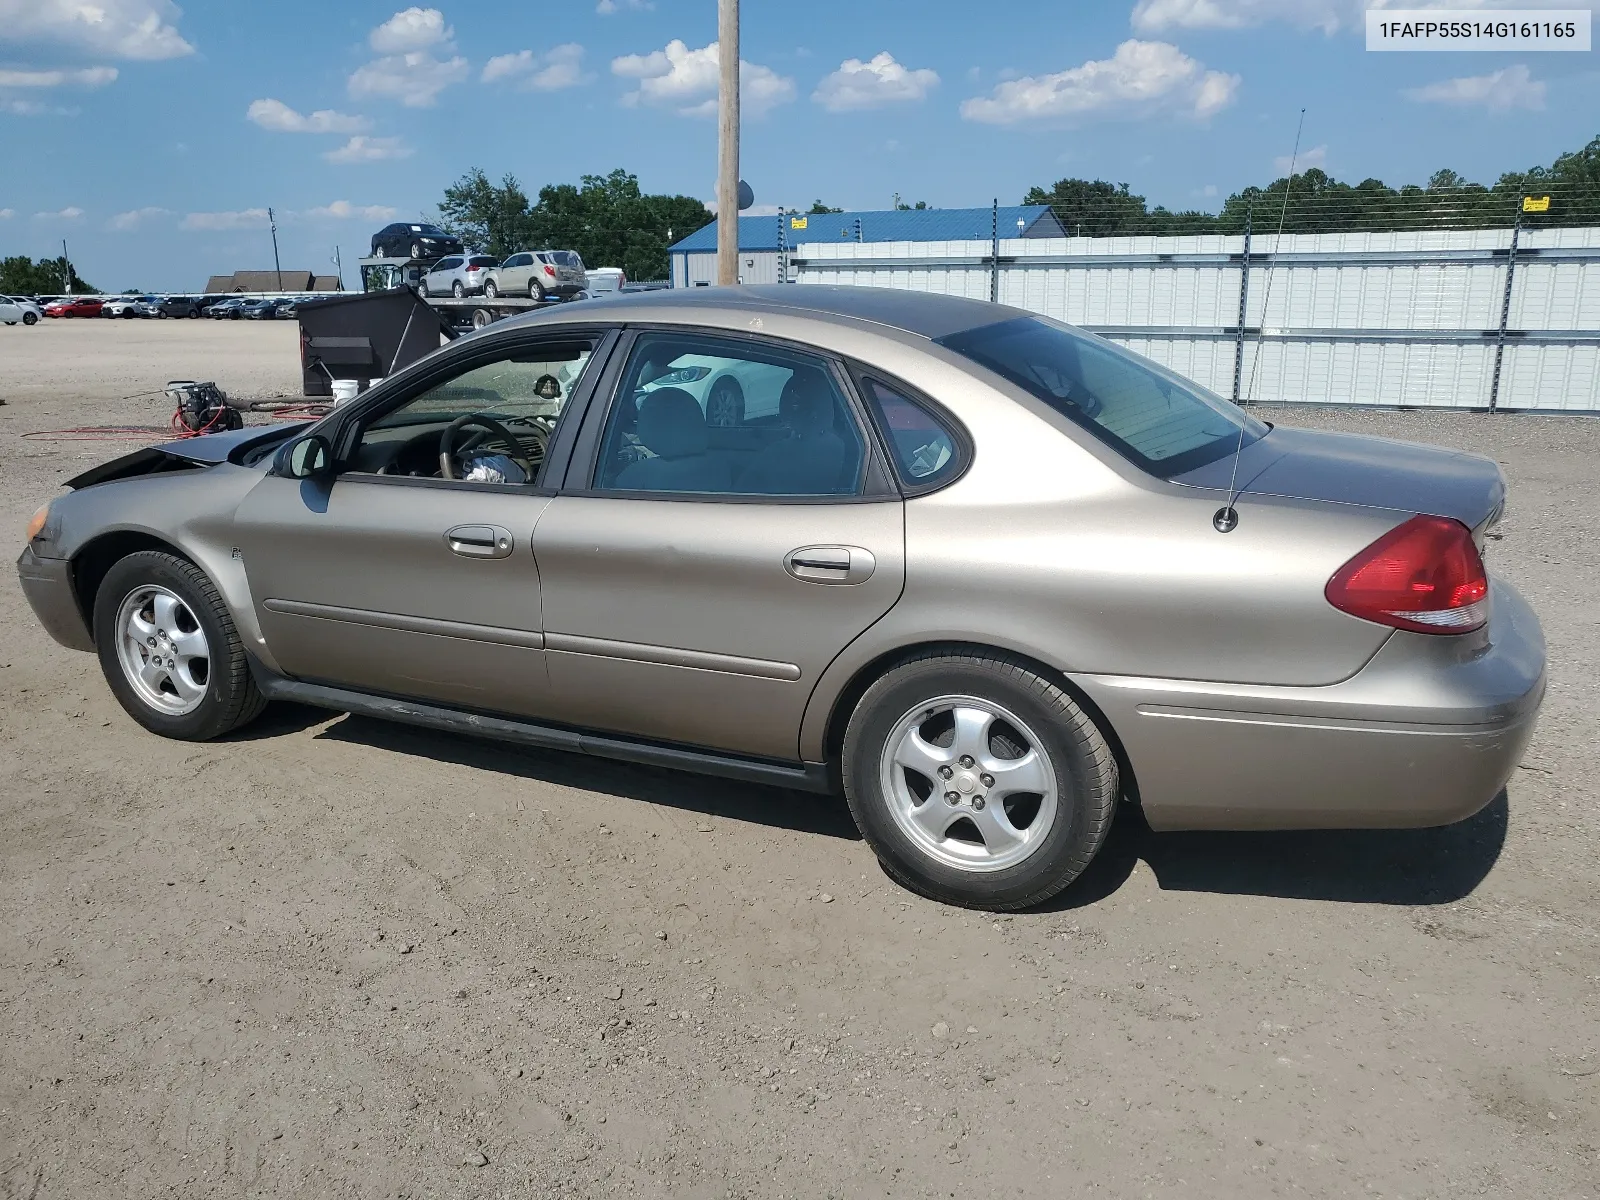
486 249 586 300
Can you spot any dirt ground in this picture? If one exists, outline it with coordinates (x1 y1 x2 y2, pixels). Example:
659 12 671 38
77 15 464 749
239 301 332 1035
1 319 1597 1199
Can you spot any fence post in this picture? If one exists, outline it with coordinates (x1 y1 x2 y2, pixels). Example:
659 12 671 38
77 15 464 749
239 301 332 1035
1232 209 1252 404
990 198 999 303
776 208 786 284
1488 211 1521 412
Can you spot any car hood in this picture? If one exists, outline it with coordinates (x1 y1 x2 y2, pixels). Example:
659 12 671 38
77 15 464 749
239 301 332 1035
1173 424 1506 532
64 425 306 489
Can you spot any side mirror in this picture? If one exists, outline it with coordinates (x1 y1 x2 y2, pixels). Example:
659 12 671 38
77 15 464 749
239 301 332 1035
275 433 333 480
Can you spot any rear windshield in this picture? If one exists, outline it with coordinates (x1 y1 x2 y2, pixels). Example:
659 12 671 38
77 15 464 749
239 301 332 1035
547 250 583 268
468 256 497 268
935 316 1266 478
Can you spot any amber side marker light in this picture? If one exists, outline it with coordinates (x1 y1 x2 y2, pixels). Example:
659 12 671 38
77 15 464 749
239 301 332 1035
25 503 51 542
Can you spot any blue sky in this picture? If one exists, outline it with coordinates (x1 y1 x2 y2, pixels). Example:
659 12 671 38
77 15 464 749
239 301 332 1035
0 0 1594 291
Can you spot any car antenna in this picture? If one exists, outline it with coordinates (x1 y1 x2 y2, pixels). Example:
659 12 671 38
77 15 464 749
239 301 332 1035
1214 106 1305 535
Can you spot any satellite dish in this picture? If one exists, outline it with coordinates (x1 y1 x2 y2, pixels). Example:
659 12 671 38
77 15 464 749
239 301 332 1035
737 180 754 211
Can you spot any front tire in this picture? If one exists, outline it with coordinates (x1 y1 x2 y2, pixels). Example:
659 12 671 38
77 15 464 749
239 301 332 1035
23 312 38 325
484 279 498 298
93 551 266 741
841 651 1118 911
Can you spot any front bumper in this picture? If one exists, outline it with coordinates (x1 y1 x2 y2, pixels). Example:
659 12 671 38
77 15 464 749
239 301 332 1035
16 545 94 652
1075 578 1546 831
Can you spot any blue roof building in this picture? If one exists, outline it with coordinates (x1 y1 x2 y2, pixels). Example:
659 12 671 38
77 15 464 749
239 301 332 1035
668 204 1064 286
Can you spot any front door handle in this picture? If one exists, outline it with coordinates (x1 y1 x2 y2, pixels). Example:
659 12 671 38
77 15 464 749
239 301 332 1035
785 545 875 585
445 524 514 559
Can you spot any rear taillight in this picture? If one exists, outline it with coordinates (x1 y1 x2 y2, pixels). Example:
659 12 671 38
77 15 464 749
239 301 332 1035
543 264 556 276
1325 515 1488 634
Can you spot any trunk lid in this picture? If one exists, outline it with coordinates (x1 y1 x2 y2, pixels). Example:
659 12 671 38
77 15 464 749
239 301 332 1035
1174 425 1506 535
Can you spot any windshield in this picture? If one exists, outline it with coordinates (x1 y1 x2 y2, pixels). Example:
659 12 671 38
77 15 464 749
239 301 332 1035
369 343 596 429
936 316 1266 478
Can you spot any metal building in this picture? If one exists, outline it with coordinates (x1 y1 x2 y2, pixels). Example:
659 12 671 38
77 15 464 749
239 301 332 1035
668 205 1065 288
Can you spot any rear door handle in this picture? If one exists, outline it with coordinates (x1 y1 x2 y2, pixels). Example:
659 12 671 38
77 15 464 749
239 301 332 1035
446 524 514 559
785 545 875 585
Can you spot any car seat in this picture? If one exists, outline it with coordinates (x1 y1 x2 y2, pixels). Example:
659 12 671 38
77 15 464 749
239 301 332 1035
613 387 733 492
736 369 852 494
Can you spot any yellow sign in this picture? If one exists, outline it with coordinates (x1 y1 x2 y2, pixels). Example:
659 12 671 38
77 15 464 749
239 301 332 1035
790 216 808 229
1522 195 1550 213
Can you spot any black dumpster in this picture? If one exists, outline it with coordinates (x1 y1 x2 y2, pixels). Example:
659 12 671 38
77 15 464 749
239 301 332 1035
295 286 456 397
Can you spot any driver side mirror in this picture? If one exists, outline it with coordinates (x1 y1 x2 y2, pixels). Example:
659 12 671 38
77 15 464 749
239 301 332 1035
275 433 333 480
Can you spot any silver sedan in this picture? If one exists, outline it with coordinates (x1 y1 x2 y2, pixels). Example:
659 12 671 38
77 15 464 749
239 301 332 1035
16 286 1545 910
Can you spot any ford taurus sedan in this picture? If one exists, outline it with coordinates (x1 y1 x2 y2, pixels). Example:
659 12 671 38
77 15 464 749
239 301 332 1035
16 287 1545 910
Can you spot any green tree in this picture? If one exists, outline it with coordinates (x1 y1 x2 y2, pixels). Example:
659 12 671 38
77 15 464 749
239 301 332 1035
437 168 536 257
0 254 97 295
807 200 842 214
894 199 930 211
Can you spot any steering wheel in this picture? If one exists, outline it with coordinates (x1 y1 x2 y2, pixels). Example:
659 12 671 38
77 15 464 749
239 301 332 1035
438 412 538 480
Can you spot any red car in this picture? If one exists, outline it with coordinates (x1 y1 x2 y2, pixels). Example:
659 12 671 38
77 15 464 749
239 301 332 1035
44 297 103 318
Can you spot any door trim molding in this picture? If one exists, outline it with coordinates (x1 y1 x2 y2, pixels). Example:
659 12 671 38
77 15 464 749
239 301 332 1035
263 598 545 649
544 631 801 681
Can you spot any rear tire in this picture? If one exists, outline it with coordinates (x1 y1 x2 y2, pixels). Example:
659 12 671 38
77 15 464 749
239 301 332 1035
452 280 465 298
531 282 547 302
93 551 266 742
841 651 1118 911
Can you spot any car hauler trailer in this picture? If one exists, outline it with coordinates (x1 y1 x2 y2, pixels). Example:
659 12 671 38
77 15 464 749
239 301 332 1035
358 254 569 331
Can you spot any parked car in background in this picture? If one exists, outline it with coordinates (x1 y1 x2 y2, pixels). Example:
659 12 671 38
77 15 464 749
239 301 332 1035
102 295 156 318
238 298 281 320
203 298 246 319
133 297 164 319
1 296 43 325
370 222 463 261
420 254 497 297
485 249 586 299
156 296 204 319
44 297 103 318
584 267 626 296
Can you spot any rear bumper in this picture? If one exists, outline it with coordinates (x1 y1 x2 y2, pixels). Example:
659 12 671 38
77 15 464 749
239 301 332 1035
1074 578 1546 831
17 545 95 652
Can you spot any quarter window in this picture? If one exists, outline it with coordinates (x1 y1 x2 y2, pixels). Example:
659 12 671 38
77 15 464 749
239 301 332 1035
857 376 963 491
594 333 866 497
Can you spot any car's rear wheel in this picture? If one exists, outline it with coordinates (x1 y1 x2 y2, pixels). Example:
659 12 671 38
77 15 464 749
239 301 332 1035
531 282 547 301
452 280 465 298
157 309 168 319
188 307 199 318
94 551 266 741
841 651 1118 910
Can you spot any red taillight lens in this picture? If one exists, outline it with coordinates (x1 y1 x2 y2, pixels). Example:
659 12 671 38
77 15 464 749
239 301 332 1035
543 265 556 276
1325 515 1489 634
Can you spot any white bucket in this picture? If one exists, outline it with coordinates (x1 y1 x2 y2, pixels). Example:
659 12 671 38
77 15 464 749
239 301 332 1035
331 379 360 406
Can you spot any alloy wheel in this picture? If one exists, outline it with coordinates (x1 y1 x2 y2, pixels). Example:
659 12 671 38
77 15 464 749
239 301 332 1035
114 585 211 716
878 695 1060 872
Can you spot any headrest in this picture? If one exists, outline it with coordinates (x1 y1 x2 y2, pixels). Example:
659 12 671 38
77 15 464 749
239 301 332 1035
635 386 708 459
779 369 832 436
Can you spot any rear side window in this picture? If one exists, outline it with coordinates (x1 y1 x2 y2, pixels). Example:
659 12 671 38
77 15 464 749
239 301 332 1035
857 376 964 492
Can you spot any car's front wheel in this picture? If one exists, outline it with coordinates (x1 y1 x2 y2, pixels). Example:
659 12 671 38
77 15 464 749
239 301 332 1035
841 651 1118 911
484 278 498 298
94 551 266 741
23 312 38 325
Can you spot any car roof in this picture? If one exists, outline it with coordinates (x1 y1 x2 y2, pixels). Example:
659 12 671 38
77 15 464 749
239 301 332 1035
516 285 1023 340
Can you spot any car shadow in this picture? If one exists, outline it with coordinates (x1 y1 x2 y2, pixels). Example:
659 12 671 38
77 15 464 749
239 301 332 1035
310 713 863 842
1040 789 1509 910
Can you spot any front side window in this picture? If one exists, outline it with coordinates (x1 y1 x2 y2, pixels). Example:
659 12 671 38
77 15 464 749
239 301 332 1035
347 340 596 485
935 316 1266 477
594 333 865 497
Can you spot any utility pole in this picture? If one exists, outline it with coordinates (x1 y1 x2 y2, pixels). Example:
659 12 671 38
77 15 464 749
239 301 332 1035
268 207 283 292
61 239 73 293
332 245 344 291
716 0 739 285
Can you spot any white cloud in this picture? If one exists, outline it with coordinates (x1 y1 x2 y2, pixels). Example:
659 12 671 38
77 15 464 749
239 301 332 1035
108 205 168 230
302 200 400 221
1 98 78 115
1275 143 1327 173
596 0 652 13
960 40 1238 124
323 135 414 163
612 38 794 117
482 44 590 90
0 0 193 59
350 51 468 107
812 52 938 112
33 206 84 220
181 208 270 231
247 98 369 133
1132 0 1349 34
350 7 468 107
0 208 14 219
1404 64 1545 112
0 66 117 88
369 7 451 54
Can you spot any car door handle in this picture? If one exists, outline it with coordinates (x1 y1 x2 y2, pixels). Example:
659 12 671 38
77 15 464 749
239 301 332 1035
446 524 514 559
785 545 875 585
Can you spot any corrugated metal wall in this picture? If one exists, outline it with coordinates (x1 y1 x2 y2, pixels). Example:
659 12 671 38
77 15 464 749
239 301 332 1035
674 250 781 288
791 227 1600 412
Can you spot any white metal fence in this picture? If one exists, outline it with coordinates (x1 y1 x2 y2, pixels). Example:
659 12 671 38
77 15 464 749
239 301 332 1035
790 227 1600 412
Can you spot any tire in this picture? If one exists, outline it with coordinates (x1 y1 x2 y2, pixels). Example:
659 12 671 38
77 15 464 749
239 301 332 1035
158 309 169 319
188 307 199 319
411 241 423 260
452 280 465 298
472 308 494 329
484 279 498 298
531 282 547 302
705 376 745 427
23 312 38 325
840 651 1118 911
93 551 267 742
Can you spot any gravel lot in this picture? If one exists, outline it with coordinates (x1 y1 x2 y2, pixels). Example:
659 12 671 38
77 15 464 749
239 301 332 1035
2 319 1597 1199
